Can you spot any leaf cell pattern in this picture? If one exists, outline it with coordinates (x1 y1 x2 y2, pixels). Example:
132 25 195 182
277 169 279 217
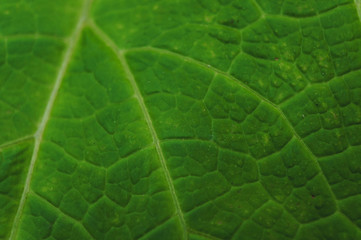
0 0 361 239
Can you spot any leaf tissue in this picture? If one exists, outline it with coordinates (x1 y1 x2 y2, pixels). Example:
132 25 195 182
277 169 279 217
1 0 361 239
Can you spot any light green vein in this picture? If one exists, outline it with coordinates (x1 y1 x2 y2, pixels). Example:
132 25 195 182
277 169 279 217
0 135 33 151
125 45 341 211
354 0 361 22
87 20 188 239
8 1 93 239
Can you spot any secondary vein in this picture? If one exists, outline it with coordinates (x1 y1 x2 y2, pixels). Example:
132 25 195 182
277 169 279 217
8 1 93 239
126 46 340 211
120 56 188 238
88 20 188 239
354 0 361 22
0 135 33 151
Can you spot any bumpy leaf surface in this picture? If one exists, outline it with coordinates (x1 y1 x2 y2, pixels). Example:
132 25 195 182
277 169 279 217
1 0 361 239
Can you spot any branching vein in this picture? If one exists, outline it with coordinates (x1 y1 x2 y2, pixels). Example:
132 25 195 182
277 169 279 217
126 45 341 212
0 135 33 151
88 20 188 239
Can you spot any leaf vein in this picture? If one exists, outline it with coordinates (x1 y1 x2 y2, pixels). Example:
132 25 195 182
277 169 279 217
125 45 341 214
87 20 188 240
8 1 93 239
0 135 33 151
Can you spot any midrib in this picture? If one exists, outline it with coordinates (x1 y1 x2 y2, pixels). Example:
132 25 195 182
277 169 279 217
87 20 188 239
8 1 93 239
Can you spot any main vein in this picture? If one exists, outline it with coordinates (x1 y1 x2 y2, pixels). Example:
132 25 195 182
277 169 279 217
8 1 93 239
88 20 188 239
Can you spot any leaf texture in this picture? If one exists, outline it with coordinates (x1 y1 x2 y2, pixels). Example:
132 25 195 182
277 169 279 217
1 0 361 239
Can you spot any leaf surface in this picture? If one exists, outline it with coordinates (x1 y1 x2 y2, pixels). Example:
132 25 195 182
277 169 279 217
1 0 361 239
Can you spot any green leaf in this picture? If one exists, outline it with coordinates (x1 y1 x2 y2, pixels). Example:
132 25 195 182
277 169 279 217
1 0 361 239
